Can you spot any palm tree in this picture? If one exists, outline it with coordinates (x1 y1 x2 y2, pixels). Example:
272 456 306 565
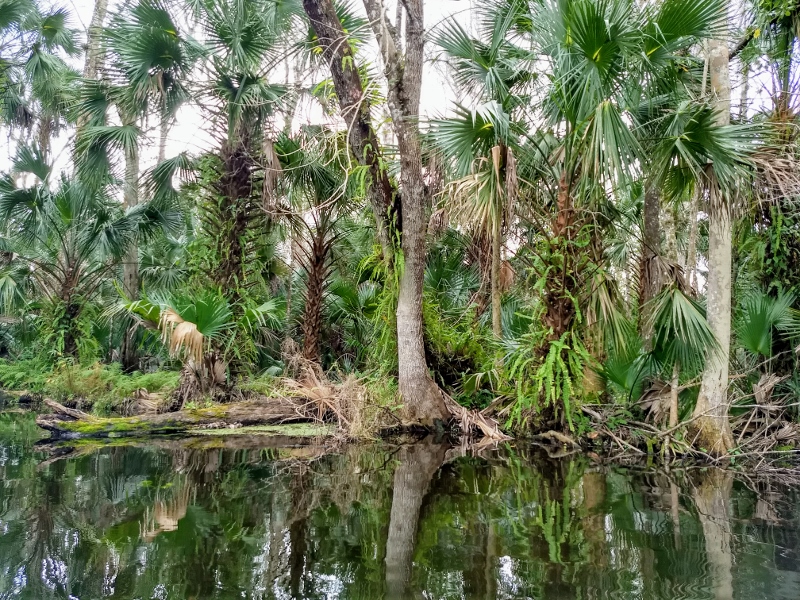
433 4 531 338
275 127 356 365
437 0 742 429
75 0 197 368
0 1 80 159
0 172 139 358
124 290 283 404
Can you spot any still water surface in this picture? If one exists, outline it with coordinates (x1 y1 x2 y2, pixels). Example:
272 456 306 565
1 411 800 599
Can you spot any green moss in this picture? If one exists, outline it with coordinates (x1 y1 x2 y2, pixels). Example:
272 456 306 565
192 424 333 437
54 416 185 437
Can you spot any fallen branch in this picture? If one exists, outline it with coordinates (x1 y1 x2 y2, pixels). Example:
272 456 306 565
37 397 314 439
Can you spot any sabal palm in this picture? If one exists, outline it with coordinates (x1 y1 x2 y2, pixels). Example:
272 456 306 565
75 0 197 312
0 0 79 157
0 175 137 357
433 2 530 338
275 127 357 364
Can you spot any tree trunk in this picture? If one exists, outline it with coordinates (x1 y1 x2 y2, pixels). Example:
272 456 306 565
663 204 680 429
491 215 502 338
77 0 108 137
303 0 449 426
301 224 329 364
639 186 661 347
82 0 108 80
38 117 52 163
121 126 140 371
36 397 319 439
686 190 699 290
376 0 449 425
300 0 395 262
158 113 169 163
385 441 446 599
692 36 734 456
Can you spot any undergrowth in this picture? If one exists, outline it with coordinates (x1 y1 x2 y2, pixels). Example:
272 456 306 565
0 359 179 414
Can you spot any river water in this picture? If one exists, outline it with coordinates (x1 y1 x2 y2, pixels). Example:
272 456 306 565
1 411 799 599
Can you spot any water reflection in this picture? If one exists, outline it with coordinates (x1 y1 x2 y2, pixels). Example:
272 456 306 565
1 412 800 599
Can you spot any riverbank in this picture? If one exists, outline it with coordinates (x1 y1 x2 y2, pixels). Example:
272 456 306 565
4 358 800 471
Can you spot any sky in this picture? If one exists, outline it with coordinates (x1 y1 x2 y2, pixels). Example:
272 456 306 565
14 0 475 177
2 0 770 177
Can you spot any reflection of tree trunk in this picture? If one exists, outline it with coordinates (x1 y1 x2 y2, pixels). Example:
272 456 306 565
464 519 497 599
289 473 309 599
670 480 682 549
582 471 608 568
693 470 734 600
385 441 446 599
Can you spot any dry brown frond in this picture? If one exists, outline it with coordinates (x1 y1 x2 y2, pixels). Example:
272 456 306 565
159 308 205 364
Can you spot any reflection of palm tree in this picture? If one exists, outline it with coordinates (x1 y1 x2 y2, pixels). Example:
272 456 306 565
140 476 192 542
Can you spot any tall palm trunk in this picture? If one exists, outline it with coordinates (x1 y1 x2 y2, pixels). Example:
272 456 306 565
77 0 108 138
490 215 502 338
663 205 680 429
639 186 661 347
83 0 108 80
686 190 699 290
158 113 169 163
121 123 140 371
301 223 330 364
693 37 734 455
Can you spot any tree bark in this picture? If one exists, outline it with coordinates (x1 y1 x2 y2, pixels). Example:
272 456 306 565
370 0 449 425
491 215 502 338
82 0 108 80
663 204 680 429
158 113 169 163
76 0 108 138
301 0 395 262
693 36 734 456
686 190 699 290
121 125 140 371
384 441 446 599
639 185 661 347
303 0 449 426
301 223 329 364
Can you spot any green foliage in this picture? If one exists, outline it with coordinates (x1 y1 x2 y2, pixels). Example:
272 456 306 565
734 289 800 358
506 328 595 431
0 358 179 412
